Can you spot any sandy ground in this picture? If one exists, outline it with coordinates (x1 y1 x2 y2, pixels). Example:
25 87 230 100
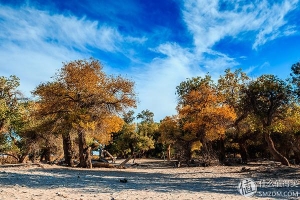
0 159 299 200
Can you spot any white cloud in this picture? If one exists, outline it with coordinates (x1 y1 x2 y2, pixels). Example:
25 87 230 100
182 0 299 51
201 50 239 70
0 6 127 53
252 0 299 49
0 4 144 97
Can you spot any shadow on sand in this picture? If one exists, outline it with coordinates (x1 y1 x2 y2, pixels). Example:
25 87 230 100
0 166 240 195
0 162 299 199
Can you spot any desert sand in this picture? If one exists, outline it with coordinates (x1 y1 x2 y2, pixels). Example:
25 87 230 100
0 159 299 200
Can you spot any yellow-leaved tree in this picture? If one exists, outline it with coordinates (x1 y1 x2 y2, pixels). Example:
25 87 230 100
33 59 136 168
159 115 181 161
176 75 236 161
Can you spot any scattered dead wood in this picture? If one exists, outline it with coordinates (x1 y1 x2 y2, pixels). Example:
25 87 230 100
241 167 251 172
0 163 45 168
92 162 115 168
116 155 133 169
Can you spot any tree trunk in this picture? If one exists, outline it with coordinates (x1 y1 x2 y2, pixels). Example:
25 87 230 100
78 128 92 168
84 146 92 169
0 119 5 133
167 144 171 161
98 146 103 160
129 143 135 156
264 132 290 166
238 142 248 164
185 141 193 161
200 137 211 160
29 151 37 163
62 132 73 166
44 147 51 163
293 152 300 164
218 137 226 163
40 150 45 162
291 143 300 164
40 147 51 163
291 141 300 164
19 154 28 163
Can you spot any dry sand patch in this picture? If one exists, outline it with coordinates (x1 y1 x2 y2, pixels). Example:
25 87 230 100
0 159 299 199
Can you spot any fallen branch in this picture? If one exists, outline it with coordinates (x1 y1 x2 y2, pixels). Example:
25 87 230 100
0 163 45 168
0 153 19 161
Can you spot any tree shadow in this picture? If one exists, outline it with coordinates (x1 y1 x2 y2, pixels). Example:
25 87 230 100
0 167 242 196
0 165 299 199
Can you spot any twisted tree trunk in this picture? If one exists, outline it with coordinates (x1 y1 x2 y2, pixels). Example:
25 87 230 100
264 130 290 166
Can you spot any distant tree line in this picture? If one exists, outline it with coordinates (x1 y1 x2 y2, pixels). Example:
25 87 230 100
1 59 300 167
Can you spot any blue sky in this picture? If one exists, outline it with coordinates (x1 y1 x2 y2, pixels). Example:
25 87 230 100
1 0 300 121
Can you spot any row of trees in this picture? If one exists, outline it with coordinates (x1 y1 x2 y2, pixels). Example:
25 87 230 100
160 69 298 166
1 59 300 167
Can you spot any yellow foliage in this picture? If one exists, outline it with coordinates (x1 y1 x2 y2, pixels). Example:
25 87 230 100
274 104 300 134
33 58 136 146
191 141 202 152
159 115 181 144
92 115 124 144
178 79 236 142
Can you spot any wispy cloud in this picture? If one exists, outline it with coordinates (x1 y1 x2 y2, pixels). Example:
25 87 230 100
0 5 134 53
244 62 271 79
183 0 299 51
0 4 144 96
